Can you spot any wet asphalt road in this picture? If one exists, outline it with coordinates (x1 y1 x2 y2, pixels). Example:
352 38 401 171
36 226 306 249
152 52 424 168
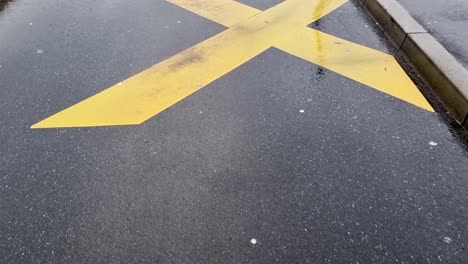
1 0 468 263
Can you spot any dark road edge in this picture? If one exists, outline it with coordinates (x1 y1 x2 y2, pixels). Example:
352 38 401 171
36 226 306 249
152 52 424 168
358 0 468 130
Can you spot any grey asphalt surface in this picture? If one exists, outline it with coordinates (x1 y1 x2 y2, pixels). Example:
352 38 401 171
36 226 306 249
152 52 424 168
397 0 468 69
1 0 468 263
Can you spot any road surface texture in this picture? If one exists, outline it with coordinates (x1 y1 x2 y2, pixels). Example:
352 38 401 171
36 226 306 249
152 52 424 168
397 0 468 69
1 0 467 263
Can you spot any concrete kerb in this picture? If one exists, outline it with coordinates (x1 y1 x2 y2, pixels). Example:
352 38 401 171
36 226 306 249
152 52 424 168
359 0 468 129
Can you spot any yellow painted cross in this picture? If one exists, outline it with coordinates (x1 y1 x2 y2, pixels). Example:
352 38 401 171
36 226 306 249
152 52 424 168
32 0 433 128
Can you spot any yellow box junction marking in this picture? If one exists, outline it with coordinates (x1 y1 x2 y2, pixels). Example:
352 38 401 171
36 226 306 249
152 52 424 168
32 0 433 129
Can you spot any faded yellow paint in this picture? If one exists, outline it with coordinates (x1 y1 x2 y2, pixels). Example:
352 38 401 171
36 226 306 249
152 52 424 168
32 0 433 129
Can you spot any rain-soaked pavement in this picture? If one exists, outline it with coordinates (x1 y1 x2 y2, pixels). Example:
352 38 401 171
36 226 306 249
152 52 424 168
1 0 467 263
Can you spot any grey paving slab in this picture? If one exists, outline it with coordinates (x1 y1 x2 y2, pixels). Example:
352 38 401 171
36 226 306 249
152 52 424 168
397 0 468 69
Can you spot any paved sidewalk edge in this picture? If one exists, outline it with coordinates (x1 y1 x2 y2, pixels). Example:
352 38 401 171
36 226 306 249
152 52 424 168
359 0 468 129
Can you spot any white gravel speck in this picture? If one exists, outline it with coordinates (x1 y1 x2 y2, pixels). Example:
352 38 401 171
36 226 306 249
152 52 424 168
250 238 257 245
429 141 438 146
36 49 44 54
299 110 305 113
443 237 452 243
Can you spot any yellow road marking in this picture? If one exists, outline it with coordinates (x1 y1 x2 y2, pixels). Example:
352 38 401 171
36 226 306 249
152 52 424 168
167 0 261 27
173 0 433 111
276 29 433 110
32 0 433 129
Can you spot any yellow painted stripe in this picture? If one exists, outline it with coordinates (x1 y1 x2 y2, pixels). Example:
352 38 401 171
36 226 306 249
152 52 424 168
32 0 348 128
275 28 434 111
167 0 261 27
168 0 433 111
